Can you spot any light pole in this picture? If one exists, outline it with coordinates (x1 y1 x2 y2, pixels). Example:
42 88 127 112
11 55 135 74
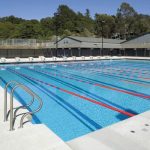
134 48 137 57
101 20 105 56
54 12 59 57
94 43 101 56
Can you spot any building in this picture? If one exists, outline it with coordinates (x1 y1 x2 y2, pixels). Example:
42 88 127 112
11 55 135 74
55 36 124 57
0 33 150 58
122 33 150 57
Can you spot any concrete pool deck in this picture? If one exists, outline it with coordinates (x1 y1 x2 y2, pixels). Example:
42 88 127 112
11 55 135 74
0 56 149 64
0 87 72 150
67 110 150 150
0 64 150 150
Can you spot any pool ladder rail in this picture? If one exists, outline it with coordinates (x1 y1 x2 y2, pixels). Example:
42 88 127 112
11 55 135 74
4 80 43 131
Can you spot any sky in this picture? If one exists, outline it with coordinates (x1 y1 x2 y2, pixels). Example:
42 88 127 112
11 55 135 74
0 0 150 20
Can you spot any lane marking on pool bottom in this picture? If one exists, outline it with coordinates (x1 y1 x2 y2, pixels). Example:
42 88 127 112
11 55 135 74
8 68 135 117
49 64 150 85
62 65 150 81
120 79 150 87
62 64 150 75
25 67 150 99
45 66 150 87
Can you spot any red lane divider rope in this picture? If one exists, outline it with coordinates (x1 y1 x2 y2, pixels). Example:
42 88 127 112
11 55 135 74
94 83 150 99
46 65 150 87
66 63 150 80
8 68 135 117
60 63 150 73
120 80 150 87
101 67 150 76
54 61 150 77
26 67 150 99
142 77 150 80
59 64 150 80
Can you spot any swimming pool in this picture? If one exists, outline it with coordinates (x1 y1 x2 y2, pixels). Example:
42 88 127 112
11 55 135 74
0 60 150 141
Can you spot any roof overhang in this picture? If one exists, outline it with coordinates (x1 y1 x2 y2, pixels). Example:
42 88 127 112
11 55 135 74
122 43 150 49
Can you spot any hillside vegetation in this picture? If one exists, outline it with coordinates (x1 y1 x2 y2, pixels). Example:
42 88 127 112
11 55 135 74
0 2 150 40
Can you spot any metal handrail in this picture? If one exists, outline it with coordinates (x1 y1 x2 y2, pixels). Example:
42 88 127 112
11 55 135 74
20 94 43 128
4 80 20 122
4 80 43 131
9 84 43 131
4 81 34 122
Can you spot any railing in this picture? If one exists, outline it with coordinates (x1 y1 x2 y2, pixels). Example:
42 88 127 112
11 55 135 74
0 39 54 49
4 81 43 131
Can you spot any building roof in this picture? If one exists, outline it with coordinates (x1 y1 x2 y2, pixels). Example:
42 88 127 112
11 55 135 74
68 36 125 44
122 33 150 48
123 33 150 44
55 42 121 49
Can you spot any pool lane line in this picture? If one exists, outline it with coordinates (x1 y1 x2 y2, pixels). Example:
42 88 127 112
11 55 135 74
108 68 150 74
58 63 150 76
141 77 150 80
78 66 150 77
38 68 150 99
64 62 150 76
56 63 150 77
57 64 148 79
93 71 150 84
120 79 150 87
23 67 133 112
44 66 150 85
25 67 150 99
42 66 150 97
8 68 135 117
99 67 150 76
110 69 150 78
68 66 150 80
62 65 150 81
21 75 102 131
68 61 150 72
104 63 150 71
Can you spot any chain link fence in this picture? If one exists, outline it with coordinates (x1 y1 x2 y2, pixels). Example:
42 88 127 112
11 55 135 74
0 39 37 46
0 39 55 48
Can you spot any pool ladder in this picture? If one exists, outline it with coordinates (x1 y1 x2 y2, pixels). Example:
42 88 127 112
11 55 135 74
4 81 43 131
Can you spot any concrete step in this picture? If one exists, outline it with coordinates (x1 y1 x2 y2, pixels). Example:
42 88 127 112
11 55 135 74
0 124 71 150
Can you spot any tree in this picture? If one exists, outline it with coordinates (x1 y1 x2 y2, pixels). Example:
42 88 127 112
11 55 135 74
40 17 53 39
133 15 150 35
116 2 138 39
0 15 25 24
74 11 94 35
53 5 77 35
0 3 149 39
95 14 116 38
0 22 15 39
15 21 42 39
85 9 90 18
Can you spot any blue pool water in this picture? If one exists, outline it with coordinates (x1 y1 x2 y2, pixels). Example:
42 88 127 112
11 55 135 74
0 60 150 141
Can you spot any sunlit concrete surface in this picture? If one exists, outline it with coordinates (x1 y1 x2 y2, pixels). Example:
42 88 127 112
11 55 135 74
0 87 72 150
0 56 149 64
67 111 150 150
